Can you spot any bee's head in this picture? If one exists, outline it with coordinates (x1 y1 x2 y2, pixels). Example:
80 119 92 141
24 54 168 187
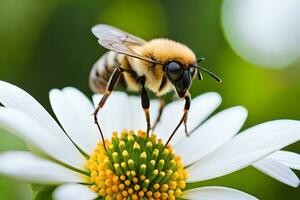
164 61 196 98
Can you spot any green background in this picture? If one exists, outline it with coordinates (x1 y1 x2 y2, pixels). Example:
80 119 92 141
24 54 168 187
0 0 299 199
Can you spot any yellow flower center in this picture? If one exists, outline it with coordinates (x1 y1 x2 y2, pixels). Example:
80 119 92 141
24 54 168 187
87 130 189 200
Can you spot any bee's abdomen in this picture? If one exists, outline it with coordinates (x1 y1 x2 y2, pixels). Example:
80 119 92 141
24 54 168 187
89 51 126 94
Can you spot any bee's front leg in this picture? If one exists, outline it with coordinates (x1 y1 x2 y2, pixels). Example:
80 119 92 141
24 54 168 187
165 92 191 146
138 76 151 137
183 92 191 137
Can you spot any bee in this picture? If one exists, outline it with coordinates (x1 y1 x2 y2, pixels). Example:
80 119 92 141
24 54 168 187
90 24 221 148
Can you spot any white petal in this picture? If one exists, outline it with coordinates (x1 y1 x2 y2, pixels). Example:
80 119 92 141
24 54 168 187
127 96 160 132
0 81 85 170
92 92 130 138
253 158 299 187
187 120 300 182
92 94 102 109
175 106 247 166
182 186 258 200
63 88 100 141
149 99 160 126
127 96 144 131
49 88 99 154
155 92 222 145
0 107 86 170
0 151 88 184
267 150 300 170
187 92 222 131
93 92 160 135
53 184 97 200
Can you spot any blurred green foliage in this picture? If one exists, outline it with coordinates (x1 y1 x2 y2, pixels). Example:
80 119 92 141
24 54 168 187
0 0 299 199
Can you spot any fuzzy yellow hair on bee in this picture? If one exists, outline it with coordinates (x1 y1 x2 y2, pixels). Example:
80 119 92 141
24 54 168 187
89 24 221 148
142 39 197 64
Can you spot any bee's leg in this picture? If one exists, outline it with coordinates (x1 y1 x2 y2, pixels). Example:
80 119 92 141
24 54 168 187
151 98 165 132
165 92 191 146
183 92 192 137
138 76 151 136
93 67 123 150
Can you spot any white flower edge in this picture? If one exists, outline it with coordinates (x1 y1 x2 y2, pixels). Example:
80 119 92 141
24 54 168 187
267 150 300 170
91 91 222 143
181 186 258 200
0 151 88 184
187 120 300 186
0 81 86 171
53 184 97 200
253 157 299 187
0 81 298 199
52 184 259 200
49 88 100 155
0 107 87 171
175 106 248 165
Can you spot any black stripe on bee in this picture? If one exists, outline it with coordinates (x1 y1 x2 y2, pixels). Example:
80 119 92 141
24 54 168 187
113 53 119 64
103 53 109 74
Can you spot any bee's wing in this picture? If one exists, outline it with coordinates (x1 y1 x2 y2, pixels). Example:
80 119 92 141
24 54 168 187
92 24 161 64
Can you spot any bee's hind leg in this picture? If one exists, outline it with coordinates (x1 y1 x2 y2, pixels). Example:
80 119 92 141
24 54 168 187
151 98 165 132
165 92 191 147
93 67 123 150
138 76 151 137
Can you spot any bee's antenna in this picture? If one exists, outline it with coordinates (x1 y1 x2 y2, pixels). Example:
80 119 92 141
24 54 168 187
197 68 203 80
197 57 205 63
194 66 222 83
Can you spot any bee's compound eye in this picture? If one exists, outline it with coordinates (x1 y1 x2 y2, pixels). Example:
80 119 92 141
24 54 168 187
166 62 183 81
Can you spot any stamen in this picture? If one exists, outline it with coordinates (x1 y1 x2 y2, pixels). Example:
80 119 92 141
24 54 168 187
87 130 188 199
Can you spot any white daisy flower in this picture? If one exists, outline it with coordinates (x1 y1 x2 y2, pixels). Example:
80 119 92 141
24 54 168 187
0 80 299 200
